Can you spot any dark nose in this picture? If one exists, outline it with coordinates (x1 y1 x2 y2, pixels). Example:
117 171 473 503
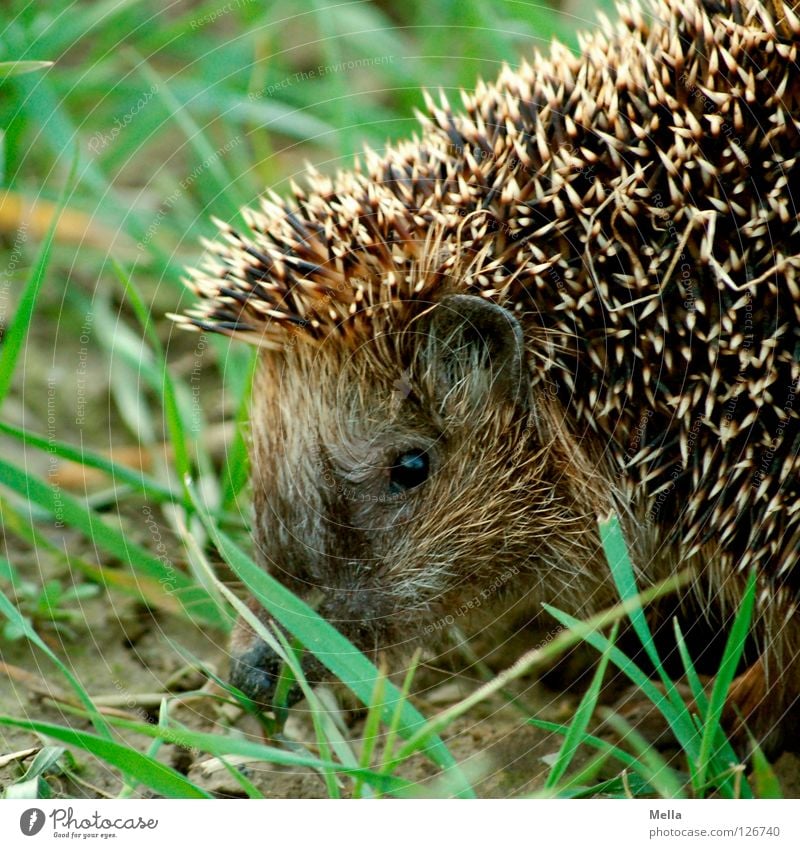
229 638 313 709
229 640 284 707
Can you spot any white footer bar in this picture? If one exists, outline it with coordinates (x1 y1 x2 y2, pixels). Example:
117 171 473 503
1 799 797 847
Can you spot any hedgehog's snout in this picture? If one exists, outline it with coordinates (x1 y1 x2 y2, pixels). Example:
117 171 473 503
229 627 335 708
229 640 278 705
229 640 303 708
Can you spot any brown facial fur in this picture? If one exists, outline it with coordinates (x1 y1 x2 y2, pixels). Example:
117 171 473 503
246 307 616 661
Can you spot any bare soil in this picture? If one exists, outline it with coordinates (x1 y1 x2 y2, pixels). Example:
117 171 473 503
2 592 799 798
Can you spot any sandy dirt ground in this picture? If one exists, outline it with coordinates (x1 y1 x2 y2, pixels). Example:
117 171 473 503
2 589 798 798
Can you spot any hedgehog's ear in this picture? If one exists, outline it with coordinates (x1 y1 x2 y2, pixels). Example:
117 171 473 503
422 294 528 412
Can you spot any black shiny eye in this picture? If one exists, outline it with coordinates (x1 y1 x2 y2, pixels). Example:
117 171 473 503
388 449 430 494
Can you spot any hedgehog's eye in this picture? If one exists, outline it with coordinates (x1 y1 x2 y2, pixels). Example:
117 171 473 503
388 450 430 494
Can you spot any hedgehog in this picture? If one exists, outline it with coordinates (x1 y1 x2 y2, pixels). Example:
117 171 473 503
172 0 800 753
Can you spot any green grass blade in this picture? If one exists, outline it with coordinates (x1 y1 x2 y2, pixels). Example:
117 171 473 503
0 718 210 798
353 670 387 798
0 456 226 628
749 739 783 799
528 718 643 774
48 711 416 796
597 709 688 799
29 0 147 56
672 618 708 713
112 261 193 485
20 746 68 780
558 771 654 799
380 651 422 776
673 617 747 794
696 570 757 790
598 514 701 762
544 601 750 799
0 420 185 507
544 621 619 789
0 492 195 612
270 626 341 798
268 643 299 731
598 514 662 669
0 586 110 739
599 515 694 711
0 153 76 407
542 603 700 760
550 748 619 798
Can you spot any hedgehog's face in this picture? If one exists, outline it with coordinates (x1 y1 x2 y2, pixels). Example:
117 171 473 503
231 295 592 704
